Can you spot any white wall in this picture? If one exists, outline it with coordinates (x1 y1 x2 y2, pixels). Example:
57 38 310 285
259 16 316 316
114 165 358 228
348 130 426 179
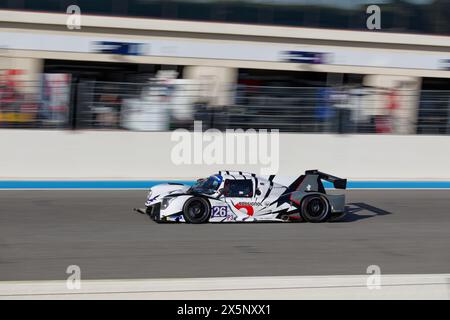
1 130 449 180
2 10 449 48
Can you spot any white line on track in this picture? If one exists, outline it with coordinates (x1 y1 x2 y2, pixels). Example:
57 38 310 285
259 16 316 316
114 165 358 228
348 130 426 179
1 274 449 300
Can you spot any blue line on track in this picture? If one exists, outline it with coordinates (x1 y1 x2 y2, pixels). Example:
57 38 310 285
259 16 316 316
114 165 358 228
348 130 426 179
1 180 450 189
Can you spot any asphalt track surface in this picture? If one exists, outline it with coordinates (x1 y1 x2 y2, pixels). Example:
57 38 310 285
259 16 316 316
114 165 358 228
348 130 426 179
0 190 449 281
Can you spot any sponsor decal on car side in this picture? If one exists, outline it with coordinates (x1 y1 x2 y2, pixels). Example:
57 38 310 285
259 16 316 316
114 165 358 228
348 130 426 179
233 202 262 216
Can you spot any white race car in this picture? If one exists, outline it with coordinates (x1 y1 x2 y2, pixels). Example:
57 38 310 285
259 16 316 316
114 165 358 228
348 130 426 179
134 170 347 223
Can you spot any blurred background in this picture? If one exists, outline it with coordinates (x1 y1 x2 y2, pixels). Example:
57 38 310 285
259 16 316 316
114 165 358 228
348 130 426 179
0 0 449 135
1 1 450 293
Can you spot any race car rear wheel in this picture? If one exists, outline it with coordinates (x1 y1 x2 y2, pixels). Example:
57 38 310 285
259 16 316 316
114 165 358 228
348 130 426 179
183 197 211 224
300 195 330 223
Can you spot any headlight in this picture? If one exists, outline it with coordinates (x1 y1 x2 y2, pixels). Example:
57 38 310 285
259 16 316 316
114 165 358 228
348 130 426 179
161 197 175 209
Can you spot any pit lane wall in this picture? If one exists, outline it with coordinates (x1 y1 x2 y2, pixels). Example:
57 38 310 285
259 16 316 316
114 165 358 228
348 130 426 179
0 130 449 184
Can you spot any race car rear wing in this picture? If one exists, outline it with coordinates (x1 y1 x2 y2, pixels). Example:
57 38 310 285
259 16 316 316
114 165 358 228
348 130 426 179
305 170 347 189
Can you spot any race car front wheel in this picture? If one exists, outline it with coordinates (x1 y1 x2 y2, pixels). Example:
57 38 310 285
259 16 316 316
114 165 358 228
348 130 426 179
183 197 211 224
300 195 330 223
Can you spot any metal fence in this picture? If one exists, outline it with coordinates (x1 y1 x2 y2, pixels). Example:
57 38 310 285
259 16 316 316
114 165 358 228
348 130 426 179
229 85 417 134
1 79 450 135
76 80 206 131
417 90 450 135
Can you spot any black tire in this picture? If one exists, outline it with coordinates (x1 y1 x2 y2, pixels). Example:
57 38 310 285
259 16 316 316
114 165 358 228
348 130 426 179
183 197 211 224
300 195 330 223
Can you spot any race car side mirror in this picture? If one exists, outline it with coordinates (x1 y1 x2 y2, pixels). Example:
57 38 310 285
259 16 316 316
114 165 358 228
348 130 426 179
255 189 262 196
217 188 225 196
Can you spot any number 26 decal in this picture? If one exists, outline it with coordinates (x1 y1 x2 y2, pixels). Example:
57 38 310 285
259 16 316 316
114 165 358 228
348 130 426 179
211 206 227 217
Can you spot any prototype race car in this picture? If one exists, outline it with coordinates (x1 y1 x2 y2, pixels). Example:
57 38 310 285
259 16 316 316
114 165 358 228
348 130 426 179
134 170 347 223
